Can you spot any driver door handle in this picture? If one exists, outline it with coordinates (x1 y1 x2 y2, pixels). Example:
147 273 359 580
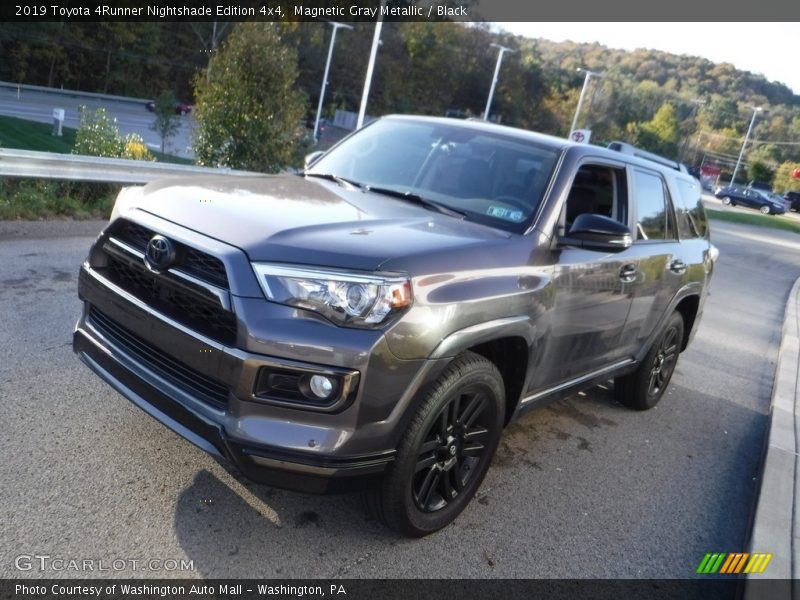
619 264 637 283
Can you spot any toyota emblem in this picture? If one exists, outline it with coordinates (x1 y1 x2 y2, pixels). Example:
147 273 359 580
144 235 176 271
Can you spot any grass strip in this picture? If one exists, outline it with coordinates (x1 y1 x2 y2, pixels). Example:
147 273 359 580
706 208 800 235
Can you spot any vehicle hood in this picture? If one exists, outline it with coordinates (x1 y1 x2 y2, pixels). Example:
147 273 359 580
132 174 511 272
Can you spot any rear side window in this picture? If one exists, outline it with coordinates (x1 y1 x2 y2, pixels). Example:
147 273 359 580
632 169 671 241
674 178 708 238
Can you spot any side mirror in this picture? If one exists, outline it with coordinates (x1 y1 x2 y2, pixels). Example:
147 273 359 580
560 213 632 252
304 150 325 171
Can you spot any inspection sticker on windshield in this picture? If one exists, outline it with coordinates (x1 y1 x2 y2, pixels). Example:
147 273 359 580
486 205 525 222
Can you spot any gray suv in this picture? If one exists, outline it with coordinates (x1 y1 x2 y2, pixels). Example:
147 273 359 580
74 116 717 536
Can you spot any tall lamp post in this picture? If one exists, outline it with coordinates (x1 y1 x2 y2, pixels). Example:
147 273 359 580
357 0 386 130
570 68 601 135
314 22 352 141
730 106 763 185
483 43 515 121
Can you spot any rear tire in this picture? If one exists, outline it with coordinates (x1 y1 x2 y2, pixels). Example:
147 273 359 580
721 196 732 206
368 351 505 537
615 311 684 411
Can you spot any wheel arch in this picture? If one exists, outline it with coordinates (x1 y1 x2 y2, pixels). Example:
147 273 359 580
467 337 529 425
674 294 700 351
428 316 535 426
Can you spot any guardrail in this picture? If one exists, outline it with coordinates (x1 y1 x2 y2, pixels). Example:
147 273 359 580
0 148 259 184
0 80 152 105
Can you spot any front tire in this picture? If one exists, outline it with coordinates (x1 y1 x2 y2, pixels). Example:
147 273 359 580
615 311 684 411
759 205 771 215
369 351 505 537
721 196 732 206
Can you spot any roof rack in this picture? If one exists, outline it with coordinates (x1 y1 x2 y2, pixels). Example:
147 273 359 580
606 141 687 173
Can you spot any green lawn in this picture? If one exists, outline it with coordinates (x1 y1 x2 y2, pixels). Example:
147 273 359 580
0 114 192 164
706 208 800 235
0 114 77 153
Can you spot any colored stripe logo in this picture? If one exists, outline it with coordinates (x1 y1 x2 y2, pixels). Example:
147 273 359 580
696 552 773 574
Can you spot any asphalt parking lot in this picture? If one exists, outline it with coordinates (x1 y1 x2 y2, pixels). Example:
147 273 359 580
0 217 797 579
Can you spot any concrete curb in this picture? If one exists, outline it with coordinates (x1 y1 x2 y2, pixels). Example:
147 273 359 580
745 277 800 589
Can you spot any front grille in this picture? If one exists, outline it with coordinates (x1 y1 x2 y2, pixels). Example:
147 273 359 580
114 221 229 289
100 254 237 346
89 307 230 409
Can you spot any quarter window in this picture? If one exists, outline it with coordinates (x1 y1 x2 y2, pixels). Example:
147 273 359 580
633 170 671 241
674 178 707 238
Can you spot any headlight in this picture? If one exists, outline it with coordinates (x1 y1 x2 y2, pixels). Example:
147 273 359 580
109 185 143 222
252 263 413 328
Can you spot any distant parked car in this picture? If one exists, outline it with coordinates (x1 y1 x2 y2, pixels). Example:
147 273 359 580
748 180 773 193
145 101 192 115
714 185 786 215
784 191 800 212
305 117 330 135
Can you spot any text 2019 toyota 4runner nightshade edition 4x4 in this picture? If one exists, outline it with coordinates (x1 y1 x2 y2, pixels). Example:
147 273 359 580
74 116 717 536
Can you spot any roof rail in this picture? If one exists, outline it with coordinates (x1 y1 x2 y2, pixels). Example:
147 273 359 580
606 141 687 173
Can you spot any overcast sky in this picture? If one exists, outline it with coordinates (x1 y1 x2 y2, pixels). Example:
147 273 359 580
495 23 798 95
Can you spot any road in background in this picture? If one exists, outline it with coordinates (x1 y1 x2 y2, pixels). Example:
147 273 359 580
703 192 800 222
0 86 195 158
0 85 353 161
0 218 796 579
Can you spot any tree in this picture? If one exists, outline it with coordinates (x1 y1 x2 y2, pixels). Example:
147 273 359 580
150 91 181 154
122 133 155 161
747 160 774 185
73 106 153 161
632 102 680 158
773 161 800 193
73 105 123 157
193 23 307 172
700 98 739 130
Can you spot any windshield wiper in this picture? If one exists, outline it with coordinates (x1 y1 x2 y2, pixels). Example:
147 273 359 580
304 172 364 190
305 175 466 219
365 186 466 219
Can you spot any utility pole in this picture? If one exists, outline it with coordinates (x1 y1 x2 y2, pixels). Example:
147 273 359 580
680 98 706 162
730 106 763 185
314 22 352 141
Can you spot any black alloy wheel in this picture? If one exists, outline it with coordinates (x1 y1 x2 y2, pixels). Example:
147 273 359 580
646 320 680 399
413 385 493 512
615 311 684 411
368 351 505 537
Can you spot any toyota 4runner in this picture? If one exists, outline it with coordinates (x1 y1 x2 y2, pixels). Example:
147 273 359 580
74 116 717 536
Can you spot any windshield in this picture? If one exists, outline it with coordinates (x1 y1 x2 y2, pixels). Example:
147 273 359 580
307 118 560 234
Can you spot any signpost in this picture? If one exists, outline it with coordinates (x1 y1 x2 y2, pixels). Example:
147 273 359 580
569 129 591 144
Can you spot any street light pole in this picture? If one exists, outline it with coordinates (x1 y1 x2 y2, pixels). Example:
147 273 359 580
357 1 386 130
730 106 763 185
483 43 515 121
569 68 601 135
314 22 352 141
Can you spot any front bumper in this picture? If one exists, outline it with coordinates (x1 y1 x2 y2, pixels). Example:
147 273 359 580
74 325 392 493
73 261 443 494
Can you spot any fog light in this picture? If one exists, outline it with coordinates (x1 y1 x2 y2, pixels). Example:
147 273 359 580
253 366 354 411
309 375 335 399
